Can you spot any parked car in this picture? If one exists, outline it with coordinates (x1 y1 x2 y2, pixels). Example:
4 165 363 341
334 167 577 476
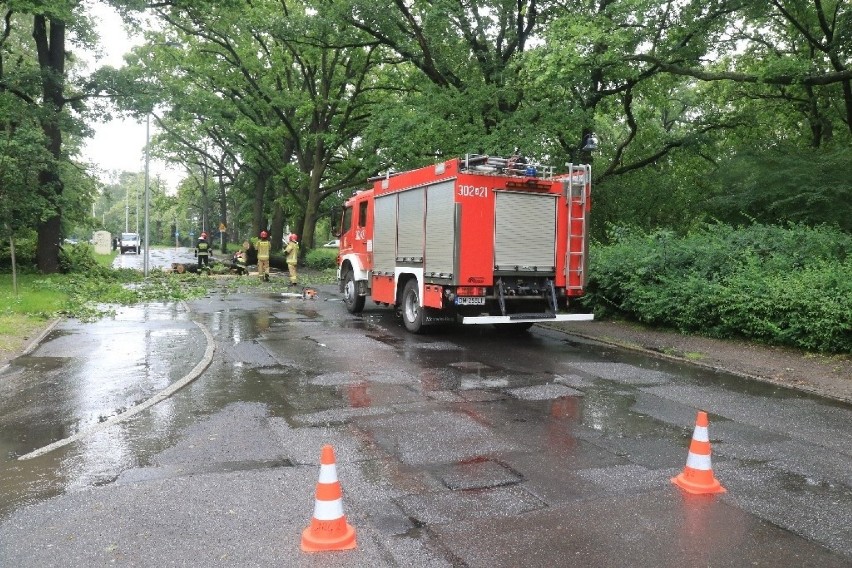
322 239 340 249
119 232 141 254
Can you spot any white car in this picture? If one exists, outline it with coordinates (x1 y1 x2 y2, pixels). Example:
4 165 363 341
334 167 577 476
119 232 141 254
322 239 340 249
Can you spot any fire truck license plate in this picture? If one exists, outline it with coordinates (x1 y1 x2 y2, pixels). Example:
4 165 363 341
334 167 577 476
456 297 485 306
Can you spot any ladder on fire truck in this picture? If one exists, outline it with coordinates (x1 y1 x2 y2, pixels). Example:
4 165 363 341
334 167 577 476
565 164 591 293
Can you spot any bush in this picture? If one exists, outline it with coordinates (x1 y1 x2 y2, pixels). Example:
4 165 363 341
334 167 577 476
583 223 852 353
0 231 38 271
58 242 105 274
304 247 338 269
2 235 111 275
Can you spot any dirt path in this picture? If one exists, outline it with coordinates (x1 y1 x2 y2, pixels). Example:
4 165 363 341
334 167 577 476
543 320 852 403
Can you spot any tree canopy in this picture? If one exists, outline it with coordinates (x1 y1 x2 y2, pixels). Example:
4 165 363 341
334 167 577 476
2 0 849 273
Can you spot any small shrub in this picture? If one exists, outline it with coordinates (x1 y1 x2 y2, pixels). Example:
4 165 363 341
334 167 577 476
59 243 104 274
0 231 38 271
304 247 338 270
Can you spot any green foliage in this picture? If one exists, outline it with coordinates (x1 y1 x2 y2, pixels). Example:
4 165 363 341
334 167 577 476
590 153 715 239
304 247 338 270
584 224 852 353
707 146 852 231
31 270 214 322
80 0 852 254
0 231 38 270
58 242 103 274
0 106 53 238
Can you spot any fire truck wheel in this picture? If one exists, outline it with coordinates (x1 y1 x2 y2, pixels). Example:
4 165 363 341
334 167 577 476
342 270 365 314
402 280 424 333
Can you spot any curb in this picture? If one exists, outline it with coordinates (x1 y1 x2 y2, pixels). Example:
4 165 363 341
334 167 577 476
21 318 63 357
536 323 852 405
0 318 63 375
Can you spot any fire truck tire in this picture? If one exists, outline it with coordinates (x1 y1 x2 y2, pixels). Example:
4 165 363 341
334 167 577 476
402 280 424 333
342 270 365 314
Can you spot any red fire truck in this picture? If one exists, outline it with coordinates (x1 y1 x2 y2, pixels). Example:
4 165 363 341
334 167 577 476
336 154 594 333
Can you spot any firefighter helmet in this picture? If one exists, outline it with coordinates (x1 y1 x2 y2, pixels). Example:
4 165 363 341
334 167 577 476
289 233 298 242
260 230 268 239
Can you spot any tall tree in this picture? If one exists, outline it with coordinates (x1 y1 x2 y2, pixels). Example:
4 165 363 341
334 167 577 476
119 0 386 249
0 2 110 272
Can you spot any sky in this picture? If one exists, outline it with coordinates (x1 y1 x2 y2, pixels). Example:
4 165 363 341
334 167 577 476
79 2 184 192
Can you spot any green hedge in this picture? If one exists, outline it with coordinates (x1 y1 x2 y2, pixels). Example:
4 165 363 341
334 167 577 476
582 224 852 353
304 247 338 269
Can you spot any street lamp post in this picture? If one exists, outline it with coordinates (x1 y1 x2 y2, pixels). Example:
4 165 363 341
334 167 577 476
143 114 151 277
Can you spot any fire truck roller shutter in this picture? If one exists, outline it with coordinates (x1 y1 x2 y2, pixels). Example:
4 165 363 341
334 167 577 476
425 181 456 278
397 187 425 263
374 194 397 273
494 192 557 271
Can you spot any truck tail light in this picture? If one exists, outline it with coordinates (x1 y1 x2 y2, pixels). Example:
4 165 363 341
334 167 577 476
456 286 486 296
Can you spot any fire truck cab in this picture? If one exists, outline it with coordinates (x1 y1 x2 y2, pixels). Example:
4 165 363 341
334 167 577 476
336 154 594 333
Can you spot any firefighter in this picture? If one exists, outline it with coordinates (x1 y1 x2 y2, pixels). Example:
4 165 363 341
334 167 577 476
243 239 258 266
230 240 254 276
195 231 211 272
284 233 300 286
231 247 247 275
257 230 271 281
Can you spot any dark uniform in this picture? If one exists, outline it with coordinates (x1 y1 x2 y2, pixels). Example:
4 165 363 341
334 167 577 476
195 233 210 270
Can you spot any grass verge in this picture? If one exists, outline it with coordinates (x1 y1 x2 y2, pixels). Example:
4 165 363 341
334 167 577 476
0 264 337 363
0 274 67 363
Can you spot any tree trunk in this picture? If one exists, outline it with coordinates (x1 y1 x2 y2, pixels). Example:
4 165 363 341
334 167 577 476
6 227 17 296
33 14 66 274
252 170 269 238
218 173 228 253
198 166 210 234
302 173 324 251
270 202 284 253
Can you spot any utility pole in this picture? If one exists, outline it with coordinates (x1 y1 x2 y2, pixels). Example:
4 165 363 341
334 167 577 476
143 114 150 277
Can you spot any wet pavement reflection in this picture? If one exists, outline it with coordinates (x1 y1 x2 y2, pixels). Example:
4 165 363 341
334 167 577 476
0 302 206 514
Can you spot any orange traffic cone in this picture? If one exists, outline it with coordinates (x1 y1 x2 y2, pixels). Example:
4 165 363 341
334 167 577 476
672 411 726 495
301 445 357 552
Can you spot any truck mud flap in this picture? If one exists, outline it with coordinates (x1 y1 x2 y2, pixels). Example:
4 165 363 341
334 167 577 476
460 314 594 325
423 309 456 326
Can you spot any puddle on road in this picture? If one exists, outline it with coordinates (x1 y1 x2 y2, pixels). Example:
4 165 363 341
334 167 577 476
366 332 403 346
3 286 843 542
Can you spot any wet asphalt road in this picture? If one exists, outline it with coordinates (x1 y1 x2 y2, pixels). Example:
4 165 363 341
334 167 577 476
0 248 850 566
